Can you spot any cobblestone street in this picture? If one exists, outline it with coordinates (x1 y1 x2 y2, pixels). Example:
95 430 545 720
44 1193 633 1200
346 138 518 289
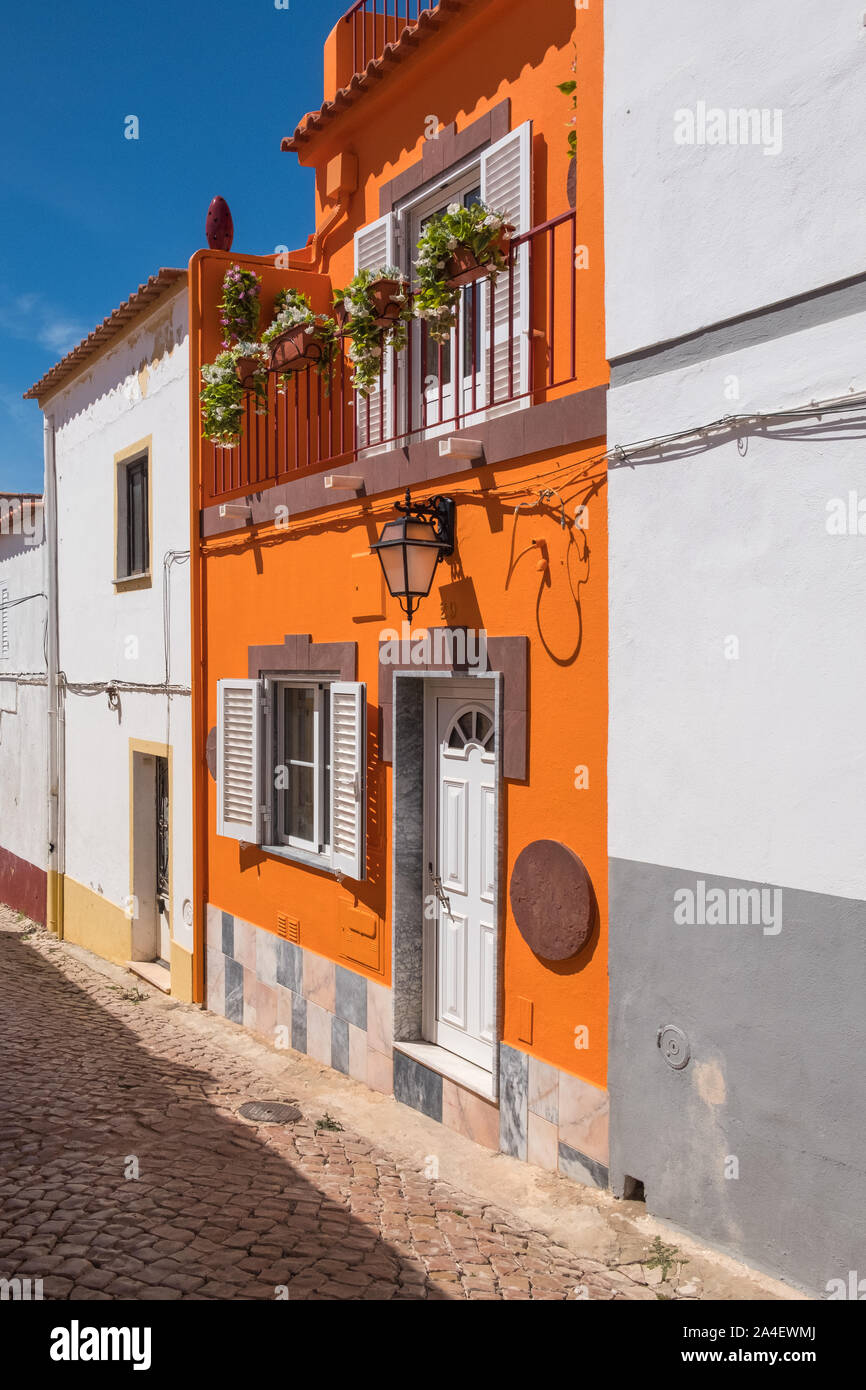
0 911 792 1302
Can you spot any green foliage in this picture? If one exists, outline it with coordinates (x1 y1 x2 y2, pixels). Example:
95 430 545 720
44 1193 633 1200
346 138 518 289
200 349 255 447
334 267 411 396
262 287 339 388
201 285 340 445
110 985 149 1003
644 1236 687 1282
561 46 579 159
219 265 262 347
414 201 510 343
315 1112 344 1132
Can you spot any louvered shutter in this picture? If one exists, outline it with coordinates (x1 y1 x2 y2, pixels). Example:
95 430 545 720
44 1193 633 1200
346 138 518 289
354 214 396 450
480 121 532 407
216 678 262 844
329 681 366 880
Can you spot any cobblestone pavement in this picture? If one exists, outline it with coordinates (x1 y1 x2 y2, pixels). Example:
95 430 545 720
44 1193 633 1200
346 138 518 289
0 912 776 1302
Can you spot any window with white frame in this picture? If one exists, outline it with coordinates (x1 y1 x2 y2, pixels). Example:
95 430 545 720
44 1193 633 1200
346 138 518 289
273 680 331 854
354 120 532 452
216 674 367 880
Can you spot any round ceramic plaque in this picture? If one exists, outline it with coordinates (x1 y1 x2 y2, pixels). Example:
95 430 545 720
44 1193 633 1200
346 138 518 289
509 840 595 960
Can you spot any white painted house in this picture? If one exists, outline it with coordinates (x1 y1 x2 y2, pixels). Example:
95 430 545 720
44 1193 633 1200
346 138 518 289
0 494 48 923
604 0 866 1292
24 268 195 999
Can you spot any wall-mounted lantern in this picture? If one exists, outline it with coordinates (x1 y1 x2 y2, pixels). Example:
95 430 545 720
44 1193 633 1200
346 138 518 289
371 488 455 624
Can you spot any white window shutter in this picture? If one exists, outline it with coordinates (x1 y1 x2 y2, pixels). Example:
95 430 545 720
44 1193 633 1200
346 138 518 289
330 681 367 881
481 120 532 406
354 213 396 450
0 586 8 659
216 678 262 844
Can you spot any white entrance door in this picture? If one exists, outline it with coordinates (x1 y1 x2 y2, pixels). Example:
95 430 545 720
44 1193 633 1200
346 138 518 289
426 687 496 1071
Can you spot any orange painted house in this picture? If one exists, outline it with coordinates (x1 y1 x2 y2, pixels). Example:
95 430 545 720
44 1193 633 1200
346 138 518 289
191 0 610 1181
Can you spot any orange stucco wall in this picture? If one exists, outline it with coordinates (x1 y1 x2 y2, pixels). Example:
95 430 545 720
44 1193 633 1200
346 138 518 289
198 443 607 1085
192 0 609 1089
311 0 606 396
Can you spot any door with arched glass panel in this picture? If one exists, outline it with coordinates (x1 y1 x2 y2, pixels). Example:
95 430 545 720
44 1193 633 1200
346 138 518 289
425 686 496 1072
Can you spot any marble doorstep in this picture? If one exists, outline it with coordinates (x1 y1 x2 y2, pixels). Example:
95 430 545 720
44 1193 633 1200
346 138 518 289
126 960 171 994
393 1040 496 1101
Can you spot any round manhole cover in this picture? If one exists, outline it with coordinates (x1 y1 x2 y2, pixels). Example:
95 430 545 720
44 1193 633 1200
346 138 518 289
238 1101 302 1125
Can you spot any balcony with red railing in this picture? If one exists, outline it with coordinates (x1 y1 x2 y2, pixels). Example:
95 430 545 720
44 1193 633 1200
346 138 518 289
337 1 443 86
202 211 581 508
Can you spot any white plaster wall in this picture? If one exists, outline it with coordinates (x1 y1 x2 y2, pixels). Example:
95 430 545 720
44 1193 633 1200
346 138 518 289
604 0 866 355
50 285 194 951
0 527 48 872
608 307 866 900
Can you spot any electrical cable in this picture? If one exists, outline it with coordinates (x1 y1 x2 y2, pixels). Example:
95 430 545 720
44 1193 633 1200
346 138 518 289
199 387 866 555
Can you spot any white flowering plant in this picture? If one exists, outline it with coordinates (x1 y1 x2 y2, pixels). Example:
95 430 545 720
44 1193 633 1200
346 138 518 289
198 265 271 445
262 287 338 387
333 267 411 396
414 200 511 343
200 350 260 447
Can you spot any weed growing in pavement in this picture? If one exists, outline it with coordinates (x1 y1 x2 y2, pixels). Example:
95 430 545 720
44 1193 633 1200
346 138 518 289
645 1236 687 1282
110 985 149 1004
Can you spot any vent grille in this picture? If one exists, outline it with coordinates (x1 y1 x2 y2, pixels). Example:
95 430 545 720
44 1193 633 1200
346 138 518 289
277 913 300 944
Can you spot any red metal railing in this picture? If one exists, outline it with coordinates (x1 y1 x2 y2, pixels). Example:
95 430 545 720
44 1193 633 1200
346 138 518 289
203 211 579 506
343 0 439 73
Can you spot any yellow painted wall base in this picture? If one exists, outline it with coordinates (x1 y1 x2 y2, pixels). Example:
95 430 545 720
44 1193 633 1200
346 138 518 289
170 941 195 1002
46 869 64 938
62 877 133 963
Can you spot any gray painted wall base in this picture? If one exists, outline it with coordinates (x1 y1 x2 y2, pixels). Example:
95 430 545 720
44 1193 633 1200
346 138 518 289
609 857 866 1295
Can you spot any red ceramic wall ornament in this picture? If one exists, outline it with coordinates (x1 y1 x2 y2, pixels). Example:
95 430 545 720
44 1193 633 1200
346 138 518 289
206 196 234 251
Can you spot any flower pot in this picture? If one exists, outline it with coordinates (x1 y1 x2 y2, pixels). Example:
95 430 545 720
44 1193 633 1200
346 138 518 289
268 325 329 374
368 277 407 329
234 356 262 389
445 228 513 289
333 301 350 336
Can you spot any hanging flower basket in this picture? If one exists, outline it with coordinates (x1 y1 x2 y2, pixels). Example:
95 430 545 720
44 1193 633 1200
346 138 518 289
415 202 513 343
333 268 413 396
234 355 263 389
445 227 514 289
261 288 338 386
268 324 331 374
367 276 409 328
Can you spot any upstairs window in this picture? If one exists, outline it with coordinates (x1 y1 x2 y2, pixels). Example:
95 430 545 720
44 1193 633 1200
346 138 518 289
115 445 151 585
352 121 532 453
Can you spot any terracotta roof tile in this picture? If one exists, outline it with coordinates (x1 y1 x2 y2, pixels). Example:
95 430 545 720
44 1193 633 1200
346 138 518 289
24 267 186 404
281 0 469 153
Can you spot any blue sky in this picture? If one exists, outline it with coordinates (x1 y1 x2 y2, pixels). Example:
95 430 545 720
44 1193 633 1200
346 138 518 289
0 0 349 492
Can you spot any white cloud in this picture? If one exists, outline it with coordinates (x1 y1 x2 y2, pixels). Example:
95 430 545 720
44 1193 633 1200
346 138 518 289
0 289 87 359
37 317 88 354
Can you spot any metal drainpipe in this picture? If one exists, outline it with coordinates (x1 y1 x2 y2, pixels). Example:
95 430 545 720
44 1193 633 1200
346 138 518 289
44 413 64 937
